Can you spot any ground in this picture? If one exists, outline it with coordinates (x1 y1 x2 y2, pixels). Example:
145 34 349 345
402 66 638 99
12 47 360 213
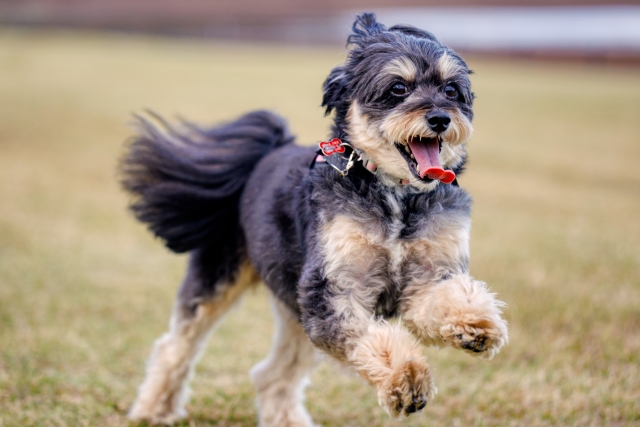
0 28 639 427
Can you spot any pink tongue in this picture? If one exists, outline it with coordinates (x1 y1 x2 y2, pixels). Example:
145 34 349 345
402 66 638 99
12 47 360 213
407 137 456 184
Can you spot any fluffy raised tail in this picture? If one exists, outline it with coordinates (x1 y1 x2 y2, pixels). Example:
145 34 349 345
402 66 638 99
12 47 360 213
120 110 294 256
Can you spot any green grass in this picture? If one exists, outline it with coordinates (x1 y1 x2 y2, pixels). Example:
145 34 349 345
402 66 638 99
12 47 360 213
1 27 639 426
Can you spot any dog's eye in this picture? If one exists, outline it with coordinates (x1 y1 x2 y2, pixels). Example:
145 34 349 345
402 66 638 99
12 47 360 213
444 85 458 99
390 83 409 97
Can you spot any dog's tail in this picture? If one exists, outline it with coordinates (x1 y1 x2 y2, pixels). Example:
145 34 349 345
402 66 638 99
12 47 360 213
120 110 294 256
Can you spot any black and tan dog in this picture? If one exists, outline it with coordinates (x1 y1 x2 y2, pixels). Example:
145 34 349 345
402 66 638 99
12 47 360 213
121 13 508 426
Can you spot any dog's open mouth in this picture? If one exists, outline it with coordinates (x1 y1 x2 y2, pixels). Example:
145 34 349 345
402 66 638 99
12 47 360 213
395 136 456 184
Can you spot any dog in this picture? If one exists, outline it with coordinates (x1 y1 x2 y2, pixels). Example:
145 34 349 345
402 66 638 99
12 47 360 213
120 13 509 426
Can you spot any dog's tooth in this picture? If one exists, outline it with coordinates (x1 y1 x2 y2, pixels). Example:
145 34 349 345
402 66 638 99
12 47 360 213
410 153 415 160
405 145 410 153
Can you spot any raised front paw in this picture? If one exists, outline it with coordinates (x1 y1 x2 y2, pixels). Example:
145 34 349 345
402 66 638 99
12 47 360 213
440 316 508 360
377 358 436 418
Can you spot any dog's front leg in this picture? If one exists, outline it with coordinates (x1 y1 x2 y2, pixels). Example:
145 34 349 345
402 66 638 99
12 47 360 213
301 215 436 417
401 273 509 360
347 319 437 417
300 271 436 418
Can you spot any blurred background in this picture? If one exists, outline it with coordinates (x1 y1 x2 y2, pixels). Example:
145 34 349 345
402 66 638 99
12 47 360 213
3 0 640 64
0 1 638 426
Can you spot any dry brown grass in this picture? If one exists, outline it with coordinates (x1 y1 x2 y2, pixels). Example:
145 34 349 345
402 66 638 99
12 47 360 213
0 28 639 427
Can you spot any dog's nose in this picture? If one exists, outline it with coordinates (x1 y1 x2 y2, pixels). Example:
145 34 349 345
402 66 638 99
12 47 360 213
426 111 451 133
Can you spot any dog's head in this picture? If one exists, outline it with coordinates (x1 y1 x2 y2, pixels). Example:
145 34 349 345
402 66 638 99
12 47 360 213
323 13 474 190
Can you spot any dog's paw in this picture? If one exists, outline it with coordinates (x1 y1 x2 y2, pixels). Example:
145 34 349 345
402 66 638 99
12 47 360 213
440 316 508 360
377 358 436 418
129 406 187 425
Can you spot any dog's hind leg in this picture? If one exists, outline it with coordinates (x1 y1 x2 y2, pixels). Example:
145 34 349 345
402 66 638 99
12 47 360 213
129 257 258 425
251 295 321 427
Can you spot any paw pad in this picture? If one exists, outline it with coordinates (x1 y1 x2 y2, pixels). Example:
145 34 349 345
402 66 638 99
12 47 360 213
380 358 435 418
441 320 506 360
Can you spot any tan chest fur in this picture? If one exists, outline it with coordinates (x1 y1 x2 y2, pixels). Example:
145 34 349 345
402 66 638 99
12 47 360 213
320 194 470 316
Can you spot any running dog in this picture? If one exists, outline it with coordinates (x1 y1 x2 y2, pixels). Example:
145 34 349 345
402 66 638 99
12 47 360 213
121 13 509 426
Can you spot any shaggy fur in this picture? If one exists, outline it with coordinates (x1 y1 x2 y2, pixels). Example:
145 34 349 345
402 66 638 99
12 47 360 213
121 13 509 426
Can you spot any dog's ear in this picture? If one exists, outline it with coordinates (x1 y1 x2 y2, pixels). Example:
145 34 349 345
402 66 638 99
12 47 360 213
347 13 385 47
322 66 348 116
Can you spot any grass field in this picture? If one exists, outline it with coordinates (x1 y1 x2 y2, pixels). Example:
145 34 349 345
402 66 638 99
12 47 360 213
0 27 639 427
